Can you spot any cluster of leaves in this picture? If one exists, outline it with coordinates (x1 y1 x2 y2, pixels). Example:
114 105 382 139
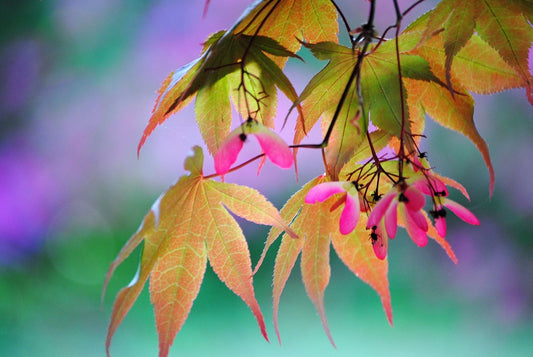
105 0 533 356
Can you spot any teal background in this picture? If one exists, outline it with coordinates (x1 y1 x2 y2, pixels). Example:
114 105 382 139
1 1 532 356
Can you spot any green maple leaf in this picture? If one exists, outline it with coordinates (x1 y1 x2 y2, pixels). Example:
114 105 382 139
292 38 443 175
104 146 296 357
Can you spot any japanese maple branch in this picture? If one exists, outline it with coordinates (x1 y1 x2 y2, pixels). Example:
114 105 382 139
321 0 376 148
392 0 408 179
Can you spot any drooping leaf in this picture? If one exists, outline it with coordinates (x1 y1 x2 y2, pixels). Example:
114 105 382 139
330 214 393 325
415 34 525 95
194 74 233 154
420 0 482 90
404 72 495 195
418 0 533 103
270 175 392 344
271 175 336 344
322 100 363 180
138 58 204 156
255 176 323 275
140 27 301 155
361 41 442 140
106 147 297 357
300 198 336 347
264 176 326 344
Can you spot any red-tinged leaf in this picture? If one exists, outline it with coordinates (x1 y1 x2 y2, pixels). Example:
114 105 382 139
107 147 298 355
273 176 391 345
206 180 297 238
102 211 154 304
272 217 305 343
301 0 338 44
201 184 269 341
451 35 525 94
106 175 198 357
300 202 335 347
201 175 299 342
404 75 495 195
330 214 393 325
138 58 203 155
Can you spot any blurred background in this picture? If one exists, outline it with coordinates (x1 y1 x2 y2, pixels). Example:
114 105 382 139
1 0 532 356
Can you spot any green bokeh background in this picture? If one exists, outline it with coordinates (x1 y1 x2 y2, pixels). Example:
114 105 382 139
1 1 532 356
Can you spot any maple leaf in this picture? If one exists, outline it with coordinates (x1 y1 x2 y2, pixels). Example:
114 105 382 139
419 0 533 102
256 176 392 345
233 0 339 67
104 146 297 357
293 39 442 161
139 0 340 157
400 22 529 194
291 41 360 148
139 30 301 156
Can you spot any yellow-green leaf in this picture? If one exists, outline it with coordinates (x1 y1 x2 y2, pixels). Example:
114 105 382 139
106 147 296 356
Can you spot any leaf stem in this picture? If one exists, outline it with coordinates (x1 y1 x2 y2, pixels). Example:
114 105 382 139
330 0 352 40
392 0 407 179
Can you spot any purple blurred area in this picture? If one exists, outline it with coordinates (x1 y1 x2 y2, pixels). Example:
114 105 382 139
0 0 249 266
